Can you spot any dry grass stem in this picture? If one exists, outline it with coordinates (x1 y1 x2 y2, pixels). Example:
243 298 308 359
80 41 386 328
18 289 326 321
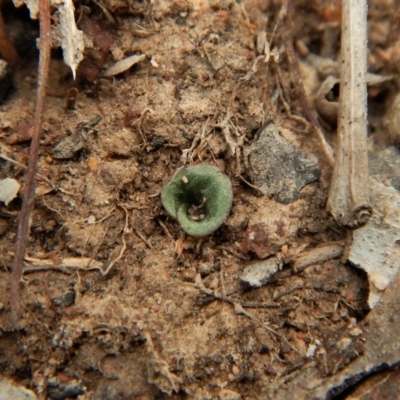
326 0 372 228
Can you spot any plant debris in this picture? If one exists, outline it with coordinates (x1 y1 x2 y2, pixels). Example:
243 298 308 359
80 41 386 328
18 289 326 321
0 0 398 398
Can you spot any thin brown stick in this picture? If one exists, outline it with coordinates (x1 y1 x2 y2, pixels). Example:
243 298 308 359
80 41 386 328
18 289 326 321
0 0 21 67
238 174 265 194
10 0 51 328
0 151 55 188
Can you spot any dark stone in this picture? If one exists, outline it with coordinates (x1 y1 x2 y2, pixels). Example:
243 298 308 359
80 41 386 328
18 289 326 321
47 377 85 400
151 135 166 146
52 289 75 308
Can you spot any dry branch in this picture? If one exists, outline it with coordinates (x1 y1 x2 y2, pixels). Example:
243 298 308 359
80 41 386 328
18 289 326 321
326 0 372 228
10 0 51 328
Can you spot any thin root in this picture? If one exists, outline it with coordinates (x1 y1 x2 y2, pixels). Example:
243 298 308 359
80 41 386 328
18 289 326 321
102 206 130 275
195 273 298 353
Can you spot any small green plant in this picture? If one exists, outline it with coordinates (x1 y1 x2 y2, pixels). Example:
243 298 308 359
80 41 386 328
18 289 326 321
161 164 233 237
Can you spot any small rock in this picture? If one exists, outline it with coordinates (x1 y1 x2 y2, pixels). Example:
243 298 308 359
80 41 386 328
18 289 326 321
337 337 352 351
47 377 85 400
306 343 317 358
52 290 75 308
240 257 281 287
103 54 146 77
348 327 363 337
151 135 166 146
209 277 219 289
231 365 240 375
181 268 197 282
0 178 20 206
249 123 320 203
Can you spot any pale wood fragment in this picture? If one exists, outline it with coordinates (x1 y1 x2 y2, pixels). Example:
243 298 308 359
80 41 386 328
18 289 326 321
326 0 372 228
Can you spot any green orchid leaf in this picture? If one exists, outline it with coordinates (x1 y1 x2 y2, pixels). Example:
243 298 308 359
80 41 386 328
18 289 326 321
161 164 233 237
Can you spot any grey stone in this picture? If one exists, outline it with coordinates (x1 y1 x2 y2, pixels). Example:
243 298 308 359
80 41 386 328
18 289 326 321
249 123 321 204
53 289 76 308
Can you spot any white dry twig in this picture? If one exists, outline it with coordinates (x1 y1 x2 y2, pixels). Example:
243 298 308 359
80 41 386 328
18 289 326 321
326 0 372 228
57 0 84 79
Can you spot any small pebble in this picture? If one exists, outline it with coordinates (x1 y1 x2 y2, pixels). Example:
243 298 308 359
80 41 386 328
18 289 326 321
181 268 197 282
348 327 363 337
231 365 240 375
209 277 219 289
241 257 281 287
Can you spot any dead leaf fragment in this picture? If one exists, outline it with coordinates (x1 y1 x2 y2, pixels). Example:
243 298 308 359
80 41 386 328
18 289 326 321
57 0 84 79
103 54 146 77
52 133 84 159
13 0 84 78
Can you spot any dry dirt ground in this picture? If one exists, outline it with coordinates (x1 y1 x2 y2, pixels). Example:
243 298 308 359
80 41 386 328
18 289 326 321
0 0 398 399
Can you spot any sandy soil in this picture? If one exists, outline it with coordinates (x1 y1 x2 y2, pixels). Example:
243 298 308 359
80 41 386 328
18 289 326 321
0 0 397 398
